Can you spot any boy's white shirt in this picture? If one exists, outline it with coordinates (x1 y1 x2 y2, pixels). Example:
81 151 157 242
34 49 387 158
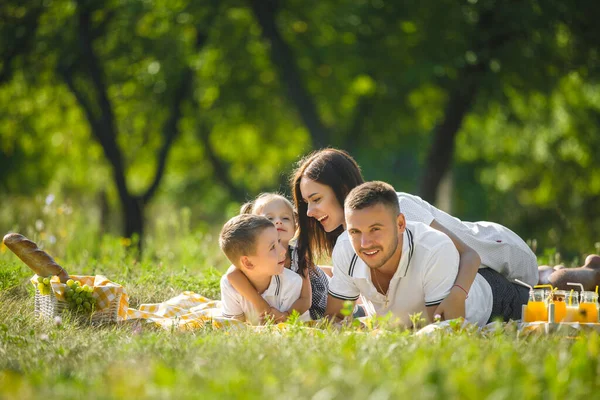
220 266 304 325
396 192 538 287
328 221 493 327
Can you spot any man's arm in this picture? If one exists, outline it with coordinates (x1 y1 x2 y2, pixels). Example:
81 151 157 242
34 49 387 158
325 295 356 321
325 240 361 321
430 219 480 320
422 239 461 323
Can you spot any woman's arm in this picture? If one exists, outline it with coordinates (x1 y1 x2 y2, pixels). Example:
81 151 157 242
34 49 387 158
226 269 272 316
430 219 481 320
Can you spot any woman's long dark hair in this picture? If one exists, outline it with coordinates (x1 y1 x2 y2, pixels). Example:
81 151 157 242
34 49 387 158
290 148 364 276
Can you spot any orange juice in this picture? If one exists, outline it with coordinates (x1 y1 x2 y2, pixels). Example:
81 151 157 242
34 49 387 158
579 303 598 323
552 290 568 323
524 301 548 322
554 301 567 322
565 306 581 322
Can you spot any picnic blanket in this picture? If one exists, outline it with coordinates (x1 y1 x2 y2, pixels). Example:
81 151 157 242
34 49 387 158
125 291 246 330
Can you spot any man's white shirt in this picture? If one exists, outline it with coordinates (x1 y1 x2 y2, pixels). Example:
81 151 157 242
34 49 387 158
220 267 302 325
397 192 538 287
328 221 493 327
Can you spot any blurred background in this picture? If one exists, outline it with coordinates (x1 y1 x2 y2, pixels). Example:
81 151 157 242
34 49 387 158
2 0 600 266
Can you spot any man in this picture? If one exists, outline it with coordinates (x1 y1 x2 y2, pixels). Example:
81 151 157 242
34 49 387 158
325 181 529 327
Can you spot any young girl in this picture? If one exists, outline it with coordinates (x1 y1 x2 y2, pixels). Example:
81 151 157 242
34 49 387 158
226 193 330 321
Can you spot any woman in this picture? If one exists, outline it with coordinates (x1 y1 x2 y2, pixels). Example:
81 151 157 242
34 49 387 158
290 148 538 320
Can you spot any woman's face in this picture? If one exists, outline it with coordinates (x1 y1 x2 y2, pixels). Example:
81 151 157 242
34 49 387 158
299 177 345 232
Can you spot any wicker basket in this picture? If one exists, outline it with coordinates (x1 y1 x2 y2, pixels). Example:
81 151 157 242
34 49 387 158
34 288 121 324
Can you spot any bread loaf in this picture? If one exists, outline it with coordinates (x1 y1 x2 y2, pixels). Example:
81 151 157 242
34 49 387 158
2 233 69 282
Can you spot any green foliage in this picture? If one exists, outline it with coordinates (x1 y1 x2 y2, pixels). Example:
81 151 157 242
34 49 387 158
2 0 600 255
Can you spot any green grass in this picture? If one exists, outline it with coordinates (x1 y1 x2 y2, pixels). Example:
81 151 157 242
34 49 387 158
2 205 600 399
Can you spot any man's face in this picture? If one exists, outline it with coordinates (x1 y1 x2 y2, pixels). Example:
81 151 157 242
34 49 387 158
246 226 287 277
345 203 405 271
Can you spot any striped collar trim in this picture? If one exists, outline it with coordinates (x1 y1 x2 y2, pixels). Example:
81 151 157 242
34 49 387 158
398 228 415 277
263 274 282 298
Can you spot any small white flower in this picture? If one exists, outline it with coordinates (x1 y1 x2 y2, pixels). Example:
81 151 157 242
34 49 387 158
54 316 62 326
45 194 55 205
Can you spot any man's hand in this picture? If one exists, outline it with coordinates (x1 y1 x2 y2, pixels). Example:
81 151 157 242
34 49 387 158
433 287 466 321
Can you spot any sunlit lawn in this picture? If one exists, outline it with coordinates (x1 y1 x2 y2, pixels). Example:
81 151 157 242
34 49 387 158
1 207 600 399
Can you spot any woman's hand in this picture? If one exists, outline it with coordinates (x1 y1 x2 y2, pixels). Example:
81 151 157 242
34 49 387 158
434 286 467 321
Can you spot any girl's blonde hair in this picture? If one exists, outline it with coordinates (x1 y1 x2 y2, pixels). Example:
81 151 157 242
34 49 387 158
240 193 296 219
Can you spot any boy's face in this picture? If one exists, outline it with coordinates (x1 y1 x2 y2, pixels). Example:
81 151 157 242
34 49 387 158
245 226 287 276
259 199 295 245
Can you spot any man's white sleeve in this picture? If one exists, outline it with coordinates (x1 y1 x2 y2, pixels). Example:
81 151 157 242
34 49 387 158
328 242 361 301
397 193 435 226
219 275 244 318
422 241 460 307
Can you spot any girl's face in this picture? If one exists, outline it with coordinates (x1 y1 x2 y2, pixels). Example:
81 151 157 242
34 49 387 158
258 199 296 245
299 177 345 232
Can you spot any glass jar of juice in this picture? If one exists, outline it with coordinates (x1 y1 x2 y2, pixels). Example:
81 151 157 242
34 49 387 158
524 289 549 322
564 291 581 322
552 290 568 323
579 291 599 323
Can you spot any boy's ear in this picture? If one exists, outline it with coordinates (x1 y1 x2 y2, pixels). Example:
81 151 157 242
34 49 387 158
240 255 254 270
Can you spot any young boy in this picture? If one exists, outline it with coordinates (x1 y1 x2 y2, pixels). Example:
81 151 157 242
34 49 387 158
218 214 304 324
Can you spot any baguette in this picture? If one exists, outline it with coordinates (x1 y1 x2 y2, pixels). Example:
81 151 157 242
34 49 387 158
2 233 69 282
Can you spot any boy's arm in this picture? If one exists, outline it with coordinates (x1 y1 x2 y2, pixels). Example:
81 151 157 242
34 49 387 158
226 268 272 316
220 275 245 321
279 270 312 321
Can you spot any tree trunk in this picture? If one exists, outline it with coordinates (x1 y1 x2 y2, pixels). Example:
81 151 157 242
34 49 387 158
248 0 331 148
419 71 480 203
123 195 144 241
418 3 522 204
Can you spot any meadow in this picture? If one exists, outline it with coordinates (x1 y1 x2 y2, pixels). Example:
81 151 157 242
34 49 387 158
1 199 600 399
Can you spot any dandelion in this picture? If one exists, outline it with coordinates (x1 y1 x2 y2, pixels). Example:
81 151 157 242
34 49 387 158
120 238 132 247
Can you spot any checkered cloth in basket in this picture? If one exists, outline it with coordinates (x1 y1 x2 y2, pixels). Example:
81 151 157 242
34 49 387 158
30 274 129 323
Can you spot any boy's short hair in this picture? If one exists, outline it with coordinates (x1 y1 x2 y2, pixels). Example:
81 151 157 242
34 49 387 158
344 181 400 215
219 214 275 266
